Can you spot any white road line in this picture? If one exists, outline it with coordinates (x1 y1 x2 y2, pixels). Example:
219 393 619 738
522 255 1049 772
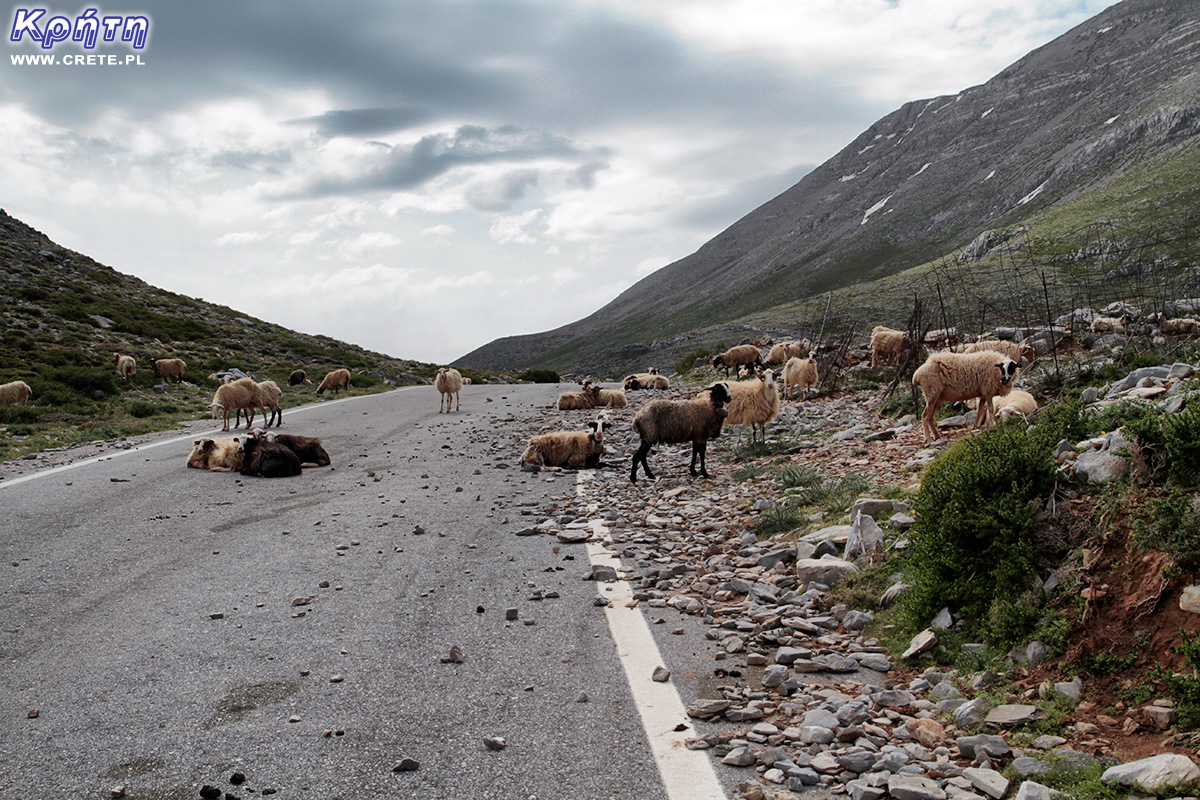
0 388 419 491
577 473 727 800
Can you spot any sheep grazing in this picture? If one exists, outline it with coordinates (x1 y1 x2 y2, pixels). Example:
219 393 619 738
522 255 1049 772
0 381 32 407
316 368 352 396
557 382 600 410
725 369 781 443
264 432 331 467
1091 316 1126 334
435 367 463 412
288 369 312 386
0 380 32 406
186 437 244 472
594 387 628 408
783 356 819 400
912 351 1020 443
712 344 764 377
153 358 186 384
968 389 1038 421
765 341 809 367
960 339 1035 365
1162 317 1200 336
256 380 283 427
623 372 670 391
521 418 608 470
238 436 301 478
115 354 135 379
630 383 733 483
208 377 265 432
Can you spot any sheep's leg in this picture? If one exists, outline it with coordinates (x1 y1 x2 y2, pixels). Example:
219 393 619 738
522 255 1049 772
631 441 654 483
455 390 460 412
922 399 941 443
693 441 711 478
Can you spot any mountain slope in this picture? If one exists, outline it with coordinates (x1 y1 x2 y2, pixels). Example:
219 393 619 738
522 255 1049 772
457 0 1200 375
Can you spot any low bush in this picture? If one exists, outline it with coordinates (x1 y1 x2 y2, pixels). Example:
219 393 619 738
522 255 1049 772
516 369 560 383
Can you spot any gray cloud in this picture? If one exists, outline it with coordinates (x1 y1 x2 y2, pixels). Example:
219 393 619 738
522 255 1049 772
290 107 433 138
295 124 599 198
466 169 540 211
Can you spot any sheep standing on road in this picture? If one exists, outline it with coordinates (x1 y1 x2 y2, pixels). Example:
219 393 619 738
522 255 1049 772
435 367 463 412
208 377 265 432
186 437 244 471
316 368 351 396
115 354 135 380
257 380 283 427
712 345 763 377
630 382 732 484
0 380 32 406
521 418 609 469
783 356 819 400
912 351 1019 443
725 369 781 443
153 358 186 384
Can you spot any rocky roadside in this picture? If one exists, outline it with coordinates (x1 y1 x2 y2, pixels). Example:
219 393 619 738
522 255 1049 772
517 373 1200 800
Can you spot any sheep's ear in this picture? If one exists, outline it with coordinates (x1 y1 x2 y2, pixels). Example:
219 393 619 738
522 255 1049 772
588 421 598 432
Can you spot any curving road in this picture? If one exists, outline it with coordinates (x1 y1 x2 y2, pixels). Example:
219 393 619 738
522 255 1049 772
1 384 703 800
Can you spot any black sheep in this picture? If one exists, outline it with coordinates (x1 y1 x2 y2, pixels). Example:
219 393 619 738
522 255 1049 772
239 436 301 478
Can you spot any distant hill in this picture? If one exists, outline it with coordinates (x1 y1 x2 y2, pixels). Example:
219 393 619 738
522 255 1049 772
457 0 1200 377
0 208 436 391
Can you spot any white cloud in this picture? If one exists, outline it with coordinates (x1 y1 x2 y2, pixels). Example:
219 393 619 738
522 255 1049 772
216 231 271 246
489 209 541 244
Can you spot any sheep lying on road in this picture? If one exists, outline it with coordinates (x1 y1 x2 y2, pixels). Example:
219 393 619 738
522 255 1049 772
238 436 301 478
623 372 670 391
187 437 244 471
630 382 732 484
558 383 600 410
521 418 608 469
912 351 1019 443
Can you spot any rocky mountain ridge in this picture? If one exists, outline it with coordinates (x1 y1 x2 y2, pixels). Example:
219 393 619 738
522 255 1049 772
457 0 1200 377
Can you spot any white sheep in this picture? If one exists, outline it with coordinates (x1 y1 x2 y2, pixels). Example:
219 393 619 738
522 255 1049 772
208 377 265 432
1091 317 1126 334
187 437 244 471
435 367 462 412
521 418 609 469
870 326 905 366
1162 318 1200 336
783 356 819 400
725 369 781 442
630 382 733 483
316 368 351 396
912 351 1020 443
115 354 135 380
968 389 1038 421
960 339 1035 365
153 358 186 383
0 380 33 405
712 344 764 377
594 387 628 408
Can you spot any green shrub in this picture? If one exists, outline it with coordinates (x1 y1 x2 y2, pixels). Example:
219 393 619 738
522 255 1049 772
516 369 560 383
1126 403 1200 487
0 405 41 424
128 401 160 418
1166 629 1200 731
352 372 382 388
1131 486 1200 571
35 365 118 401
675 347 711 375
899 408 1074 636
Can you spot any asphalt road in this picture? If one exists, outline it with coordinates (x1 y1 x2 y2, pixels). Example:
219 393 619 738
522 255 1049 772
1 384 688 800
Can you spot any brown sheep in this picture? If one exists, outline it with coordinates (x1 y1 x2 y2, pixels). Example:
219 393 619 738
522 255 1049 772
251 430 331 467
1162 318 1200 336
712 344 763 377
783 356 819 400
623 373 670 391
630 382 733 483
968 389 1038 421
594 387 628 408
960 339 1035 366
256 380 283 427
238 436 302 478
912 351 1019 443
153 358 186 383
288 369 312 386
316 368 351 396
557 383 600 410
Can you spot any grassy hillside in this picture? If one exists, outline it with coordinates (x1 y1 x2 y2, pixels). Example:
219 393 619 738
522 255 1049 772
0 211 490 461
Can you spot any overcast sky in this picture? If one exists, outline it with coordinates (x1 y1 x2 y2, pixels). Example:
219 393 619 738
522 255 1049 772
2 0 1118 364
